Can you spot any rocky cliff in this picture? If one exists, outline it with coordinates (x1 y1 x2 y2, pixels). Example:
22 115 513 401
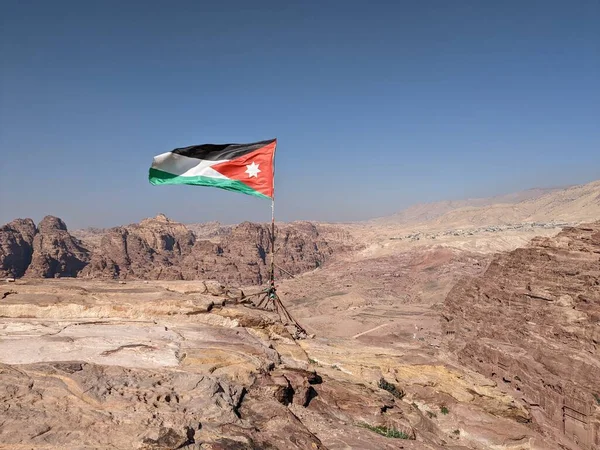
82 216 346 284
1 215 352 285
80 214 196 280
0 279 559 449
442 222 600 449
181 221 343 285
1 216 90 279
25 216 90 278
0 218 36 278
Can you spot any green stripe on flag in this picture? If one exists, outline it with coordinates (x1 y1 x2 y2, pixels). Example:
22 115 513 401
149 168 270 199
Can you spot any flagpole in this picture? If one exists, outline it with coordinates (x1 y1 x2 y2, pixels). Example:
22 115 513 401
269 141 276 288
270 195 275 288
258 139 307 337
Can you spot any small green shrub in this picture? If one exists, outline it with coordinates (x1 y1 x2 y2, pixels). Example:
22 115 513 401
453 429 460 435
440 405 450 415
378 378 405 399
594 393 600 405
359 423 411 439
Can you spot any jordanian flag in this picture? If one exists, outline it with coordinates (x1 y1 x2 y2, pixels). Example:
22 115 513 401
149 139 276 199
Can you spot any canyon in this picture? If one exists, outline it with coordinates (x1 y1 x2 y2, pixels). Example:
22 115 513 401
0 179 599 449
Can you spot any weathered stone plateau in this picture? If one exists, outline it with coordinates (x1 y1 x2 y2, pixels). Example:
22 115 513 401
0 279 557 449
443 222 600 450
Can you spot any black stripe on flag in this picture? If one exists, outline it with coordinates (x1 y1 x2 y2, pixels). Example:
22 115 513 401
171 139 276 161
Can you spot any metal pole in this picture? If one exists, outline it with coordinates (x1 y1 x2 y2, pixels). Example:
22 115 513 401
261 140 307 337
269 140 277 288
270 196 275 287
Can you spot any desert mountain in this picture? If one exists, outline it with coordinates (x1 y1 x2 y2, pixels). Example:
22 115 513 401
78 214 355 284
1 181 599 449
25 216 90 278
1 214 355 284
376 186 561 224
0 216 89 279
2 178 599 284
0 218 36 278
3 223 594 448
375 179 600 230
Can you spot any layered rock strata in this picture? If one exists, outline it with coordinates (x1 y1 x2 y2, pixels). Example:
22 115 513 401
1 215 352 285
442 222 600 449
0 279 558 449
0 218 36 277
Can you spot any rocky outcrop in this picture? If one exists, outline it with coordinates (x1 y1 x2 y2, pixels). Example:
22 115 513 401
0 218 36 278
442 222 600 449
1 214 352 283
80 216 345 285
1 216 91 279
80 214 196 280
180 221 338 285
24 216 90 278
0 279 559 449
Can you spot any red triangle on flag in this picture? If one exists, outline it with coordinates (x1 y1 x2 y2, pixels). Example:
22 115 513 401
211 140 276 198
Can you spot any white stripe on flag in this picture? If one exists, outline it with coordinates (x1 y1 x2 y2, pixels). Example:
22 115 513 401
151 152 229 179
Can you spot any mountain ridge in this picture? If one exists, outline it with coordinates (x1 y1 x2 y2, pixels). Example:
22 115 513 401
374 179 600 230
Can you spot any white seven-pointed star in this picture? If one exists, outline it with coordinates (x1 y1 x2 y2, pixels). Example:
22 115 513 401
245 162 261 178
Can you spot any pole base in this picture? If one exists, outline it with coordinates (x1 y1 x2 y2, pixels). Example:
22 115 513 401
252 284 308 339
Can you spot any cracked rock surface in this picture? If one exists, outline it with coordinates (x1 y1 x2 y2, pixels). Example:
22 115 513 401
0 279 558 449
443 222 600 450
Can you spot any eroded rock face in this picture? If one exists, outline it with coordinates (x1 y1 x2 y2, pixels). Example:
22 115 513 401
80 216 344 284
181 221 338 285
442 222 600 449
0 218 36 277
2 214 350 284
0 279 558 449
24 216 90 278
80 214 196 280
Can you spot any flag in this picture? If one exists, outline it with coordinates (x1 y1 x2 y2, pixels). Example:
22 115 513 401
149 139 276 199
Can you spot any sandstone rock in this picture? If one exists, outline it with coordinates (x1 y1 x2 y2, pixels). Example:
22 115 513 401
0 216 89 278
179 221 339 285
442 221 600 450
79 214 196 280
278 368 321 407
78 215 346 285
0 279 561 449
24 216 90 278
0 218 36 277
202 280 227 296
2 213 353 284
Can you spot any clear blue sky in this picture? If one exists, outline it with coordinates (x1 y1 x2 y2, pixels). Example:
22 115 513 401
1 0 599 228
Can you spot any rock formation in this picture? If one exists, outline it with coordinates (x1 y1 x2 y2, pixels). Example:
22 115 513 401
0 218 36 278
180 221 340 285
79 215 346 284
1 214 351 284
24 216 90 278
442 222 600 449
80 213 196 280
0 279 559 449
